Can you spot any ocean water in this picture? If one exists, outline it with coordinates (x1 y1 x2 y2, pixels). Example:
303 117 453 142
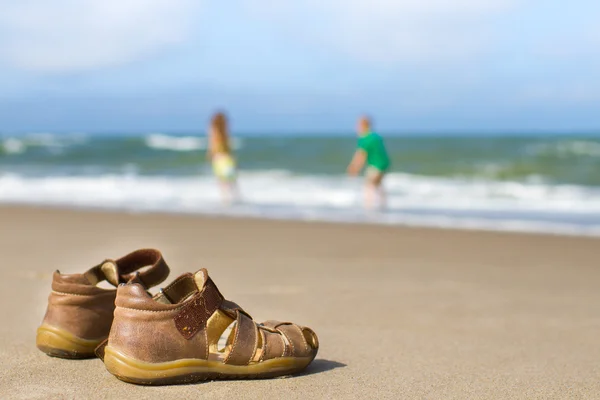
2 132 600 236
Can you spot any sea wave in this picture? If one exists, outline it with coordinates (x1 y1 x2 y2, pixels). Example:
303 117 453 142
527 140 600 158
1 171 600 236
145 133 243 152
2 138 26 154
0 133 88 155
145 134 206 151
384 173 600 211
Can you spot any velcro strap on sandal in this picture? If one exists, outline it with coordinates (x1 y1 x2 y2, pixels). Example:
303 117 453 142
173 278 224 339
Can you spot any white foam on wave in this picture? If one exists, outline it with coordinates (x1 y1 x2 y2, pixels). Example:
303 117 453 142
1 133 89 155
1 171 600 236
145 134 206 152
145 134 243 152
2 138 26 154
527 140 600 158
384 173 600 213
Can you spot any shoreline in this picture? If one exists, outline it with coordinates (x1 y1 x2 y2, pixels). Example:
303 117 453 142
3 202 600 239
4 133 600 240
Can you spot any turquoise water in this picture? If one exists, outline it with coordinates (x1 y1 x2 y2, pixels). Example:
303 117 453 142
3 134 600 184
2 132 600 235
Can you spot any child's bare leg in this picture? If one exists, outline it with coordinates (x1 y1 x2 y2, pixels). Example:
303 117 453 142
220 180 240 204
230 180 240 203
373 184 385 210
365 170 385 210
219 181 233 204
364 183 375 209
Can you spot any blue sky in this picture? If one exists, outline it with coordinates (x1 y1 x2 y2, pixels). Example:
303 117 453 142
0 0 599 133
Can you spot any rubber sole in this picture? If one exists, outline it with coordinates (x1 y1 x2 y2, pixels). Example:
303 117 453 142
103 346 315 385
36 324 103 359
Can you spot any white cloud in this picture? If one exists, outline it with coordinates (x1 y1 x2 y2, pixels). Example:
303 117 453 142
244 0 516 65
0 0 200 72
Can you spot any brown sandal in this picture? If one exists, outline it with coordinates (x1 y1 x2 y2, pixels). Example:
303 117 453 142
36 249 170 358
102 268 319 385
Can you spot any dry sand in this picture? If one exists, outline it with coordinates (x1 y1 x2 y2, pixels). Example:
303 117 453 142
0 206 599 399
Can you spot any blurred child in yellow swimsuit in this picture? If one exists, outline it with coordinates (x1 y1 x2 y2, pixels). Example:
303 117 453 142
208 112 239 203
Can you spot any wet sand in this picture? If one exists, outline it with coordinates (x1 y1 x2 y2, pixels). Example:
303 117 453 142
1 206 599 399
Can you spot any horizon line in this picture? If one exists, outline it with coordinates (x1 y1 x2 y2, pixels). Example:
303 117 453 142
2 129 600 137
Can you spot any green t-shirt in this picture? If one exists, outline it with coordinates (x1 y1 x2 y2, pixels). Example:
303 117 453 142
357 132 390 171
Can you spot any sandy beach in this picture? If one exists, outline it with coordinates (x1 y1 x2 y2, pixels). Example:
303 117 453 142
1 205 599 399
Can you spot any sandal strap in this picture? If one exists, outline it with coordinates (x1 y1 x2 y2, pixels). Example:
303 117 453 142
220 299 250 318
259 327 288 361
113 249 170 289
156 269 318 364
224 310 258 365
85 249 170 289
260 321 313 357
174 277 224 339
274 323 308 357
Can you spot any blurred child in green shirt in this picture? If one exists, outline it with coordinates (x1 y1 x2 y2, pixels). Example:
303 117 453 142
347 116 390 209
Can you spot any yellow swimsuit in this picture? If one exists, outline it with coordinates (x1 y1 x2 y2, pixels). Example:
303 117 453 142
212 152 236 181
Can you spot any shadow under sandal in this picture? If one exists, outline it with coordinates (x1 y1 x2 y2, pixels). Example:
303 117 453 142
36 249 170 359
102 268 319 385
